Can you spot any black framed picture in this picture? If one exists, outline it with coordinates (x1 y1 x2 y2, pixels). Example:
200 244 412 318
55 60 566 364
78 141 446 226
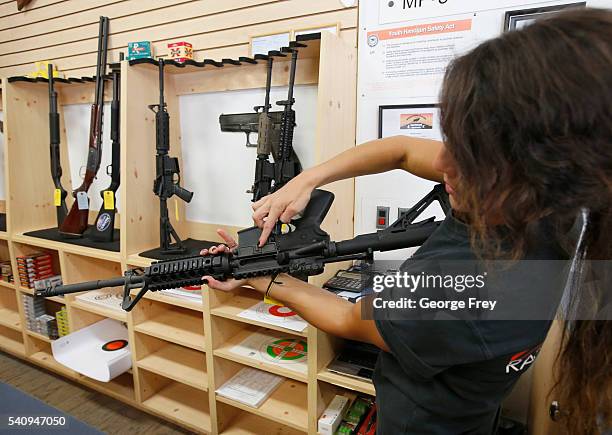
378 104 441 140
504 2 586 32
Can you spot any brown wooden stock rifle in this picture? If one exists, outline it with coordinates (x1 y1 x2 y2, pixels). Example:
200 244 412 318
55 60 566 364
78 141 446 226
59 16 109 238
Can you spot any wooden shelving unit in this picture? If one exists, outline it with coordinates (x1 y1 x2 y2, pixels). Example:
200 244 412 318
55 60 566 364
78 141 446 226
0 33 366 434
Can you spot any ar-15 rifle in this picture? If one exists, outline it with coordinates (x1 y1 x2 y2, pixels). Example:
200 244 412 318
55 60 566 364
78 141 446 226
219 51 302 202
48 63 68 227
91 54 122 242
37 185 450 311
59 16 109 237
273 48 301 193
150 58 194 255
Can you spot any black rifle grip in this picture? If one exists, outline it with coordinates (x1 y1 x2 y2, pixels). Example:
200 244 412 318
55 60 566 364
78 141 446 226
298 189 335 228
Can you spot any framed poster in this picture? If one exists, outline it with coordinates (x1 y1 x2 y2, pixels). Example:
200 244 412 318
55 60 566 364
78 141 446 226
378 104 441 140
504 2 586 32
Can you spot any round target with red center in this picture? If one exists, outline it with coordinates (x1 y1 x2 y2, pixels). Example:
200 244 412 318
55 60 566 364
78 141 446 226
268 305 297 317
101 339 128 351
265 338 307 361
182 285 201 291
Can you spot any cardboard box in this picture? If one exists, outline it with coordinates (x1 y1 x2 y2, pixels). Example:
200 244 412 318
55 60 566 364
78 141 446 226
168 41 193 62
127 41 153 60
318 395 350 435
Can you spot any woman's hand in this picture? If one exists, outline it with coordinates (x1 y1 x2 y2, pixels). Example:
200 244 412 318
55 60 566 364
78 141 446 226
252 173 317 246
200 229 247 292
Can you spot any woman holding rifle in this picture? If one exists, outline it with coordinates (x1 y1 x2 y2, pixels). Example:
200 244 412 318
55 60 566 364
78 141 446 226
204 9 612 434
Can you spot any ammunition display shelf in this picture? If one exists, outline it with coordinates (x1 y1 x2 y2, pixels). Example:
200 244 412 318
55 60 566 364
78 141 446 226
0 32 370 434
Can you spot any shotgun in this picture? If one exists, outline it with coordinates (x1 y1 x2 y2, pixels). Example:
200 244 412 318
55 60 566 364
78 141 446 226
48 63 68 227
91 55 121 242
59 16 109 237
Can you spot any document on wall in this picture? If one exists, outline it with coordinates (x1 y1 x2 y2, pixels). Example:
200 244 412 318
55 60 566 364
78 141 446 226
363 17 477 98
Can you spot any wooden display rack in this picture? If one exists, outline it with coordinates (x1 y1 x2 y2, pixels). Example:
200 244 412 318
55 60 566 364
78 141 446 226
0 33 373 434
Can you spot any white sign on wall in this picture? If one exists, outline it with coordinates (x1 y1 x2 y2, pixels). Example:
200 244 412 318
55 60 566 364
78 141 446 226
378 0 581 24
363 16 476 98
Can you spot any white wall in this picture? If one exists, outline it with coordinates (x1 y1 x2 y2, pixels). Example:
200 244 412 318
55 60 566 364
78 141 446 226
179 84 318 227
61 85 317 227
355 0 610 260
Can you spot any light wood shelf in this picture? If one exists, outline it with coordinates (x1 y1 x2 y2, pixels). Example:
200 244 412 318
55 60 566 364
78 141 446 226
19 286 66 304
12 233 121 263
210 290 308 338
0 32 358 434
142 378 212 434
135 309 205 352
216 377 308 432
219 412 305 435
70 298 127 322
0 324 25 356
137 341 208 391
214 326 308 383
0 307 20 331
136 289 205 312
317 369 376 397
0 280 15 289
80 372 136 403
25 329 55 343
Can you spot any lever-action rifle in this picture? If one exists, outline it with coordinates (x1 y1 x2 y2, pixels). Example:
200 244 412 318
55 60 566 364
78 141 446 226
219 51 302 202
150 58 194 255
59 16 109 237
48 63 68 227
37 185 450 311
91 54 122 242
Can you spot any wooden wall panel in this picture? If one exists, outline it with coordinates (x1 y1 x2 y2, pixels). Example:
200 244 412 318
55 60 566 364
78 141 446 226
0 0 357 78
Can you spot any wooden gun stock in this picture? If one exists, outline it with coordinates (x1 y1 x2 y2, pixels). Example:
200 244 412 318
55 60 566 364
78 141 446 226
59 105 102 237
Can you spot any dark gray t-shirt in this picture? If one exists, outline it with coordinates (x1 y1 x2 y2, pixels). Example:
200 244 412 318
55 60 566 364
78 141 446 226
373 214 567 434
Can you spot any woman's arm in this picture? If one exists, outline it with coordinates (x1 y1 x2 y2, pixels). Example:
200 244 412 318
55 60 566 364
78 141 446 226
253 136 443 245
304 136 444 188
245 274 390 352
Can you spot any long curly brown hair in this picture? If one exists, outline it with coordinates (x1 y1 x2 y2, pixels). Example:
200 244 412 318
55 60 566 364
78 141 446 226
439 8 612 434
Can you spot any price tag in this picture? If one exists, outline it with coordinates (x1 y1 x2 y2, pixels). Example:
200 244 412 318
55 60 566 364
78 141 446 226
103 191 114 210
53 189 61 206
175 199 179 221
76 191 89 210
264 295 284 306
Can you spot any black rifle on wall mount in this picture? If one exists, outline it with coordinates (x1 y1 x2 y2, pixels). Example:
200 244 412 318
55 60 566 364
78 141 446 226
91 53 123 242
48 63 68 227
219 49 302 202
149 58 194 255
37 185 450 311
59 16 109 238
